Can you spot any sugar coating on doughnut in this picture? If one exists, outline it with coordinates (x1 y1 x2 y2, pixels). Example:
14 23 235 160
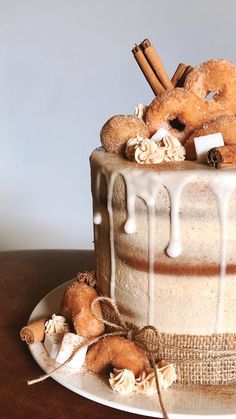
145 88 212 143
100 115 150 154
85 335 150 376
61 281 105 339
184 59 236 113
184 115 236 160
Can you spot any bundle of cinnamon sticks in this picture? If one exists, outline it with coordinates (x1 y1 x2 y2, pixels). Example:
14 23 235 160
132 38 193 95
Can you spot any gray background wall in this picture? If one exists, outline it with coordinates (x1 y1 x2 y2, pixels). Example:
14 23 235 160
1 0 235 250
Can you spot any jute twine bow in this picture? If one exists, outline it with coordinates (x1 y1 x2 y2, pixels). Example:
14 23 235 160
27 296 169 419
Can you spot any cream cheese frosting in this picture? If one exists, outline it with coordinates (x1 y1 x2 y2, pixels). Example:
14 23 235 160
44 314 70 360
109 363 176 395
109 368 136 394
45 314 69 336
158 361 177 389
159 135 186 162
91 148 236 334
125 136 164 164
135 369 160 395
125 134 185 165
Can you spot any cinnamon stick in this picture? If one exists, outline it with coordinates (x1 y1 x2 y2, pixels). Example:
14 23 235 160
207 145 236 168
141 39 173 90
132 44 165 95
20 318 47 344
177 65 194 87
171 63 188 87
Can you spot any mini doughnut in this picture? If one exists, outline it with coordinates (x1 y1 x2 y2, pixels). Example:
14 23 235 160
100 115 150 154
184 59 236 113
184 115 236 160
145 88 212 143
61 281 105 339
85 336 150 376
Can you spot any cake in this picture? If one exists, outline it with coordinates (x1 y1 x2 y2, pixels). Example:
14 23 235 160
89 39 236 385
21 40 236 397
90 149 236 335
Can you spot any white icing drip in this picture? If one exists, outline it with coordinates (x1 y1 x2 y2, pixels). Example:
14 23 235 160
148 204 155 324
93 212 102 225
163 175 193 258
124 218 136 234
93 171 102 225
107 171 117 300
92 150 236 333
123 172 137 234
209 175 235 332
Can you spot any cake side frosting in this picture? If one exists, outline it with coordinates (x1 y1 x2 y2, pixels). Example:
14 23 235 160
91 148 236 335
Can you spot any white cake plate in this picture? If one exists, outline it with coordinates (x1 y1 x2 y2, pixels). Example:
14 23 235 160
28 280 236 418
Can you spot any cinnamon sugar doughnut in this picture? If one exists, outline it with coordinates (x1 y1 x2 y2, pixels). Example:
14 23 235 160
86 336 150 376
184 115 236 160
101 115 150 154
184 59 236 113
145 88 211 143
61 281 105 339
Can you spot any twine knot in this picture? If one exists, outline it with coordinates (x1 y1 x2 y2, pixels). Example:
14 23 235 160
126 329 134 340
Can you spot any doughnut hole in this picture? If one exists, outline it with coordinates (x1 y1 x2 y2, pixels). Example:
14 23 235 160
170 118 186 132
205 90 223 101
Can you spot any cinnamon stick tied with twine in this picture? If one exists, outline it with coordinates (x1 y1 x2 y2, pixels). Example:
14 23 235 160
207 145 236 168
132 44 165 95
140 38 173 91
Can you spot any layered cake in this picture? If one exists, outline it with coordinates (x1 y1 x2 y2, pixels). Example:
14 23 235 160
91 149 236 335
21 41 236 404
90 39 236 385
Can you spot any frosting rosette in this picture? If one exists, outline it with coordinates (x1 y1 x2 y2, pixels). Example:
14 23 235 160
45 314 69 337
109 368 136 394
125 133 185 164
159 135 186 162
135 369 161 395
158 361 177 389
125 136 164 164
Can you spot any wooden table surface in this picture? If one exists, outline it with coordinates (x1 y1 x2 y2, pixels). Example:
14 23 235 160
0 250 155 419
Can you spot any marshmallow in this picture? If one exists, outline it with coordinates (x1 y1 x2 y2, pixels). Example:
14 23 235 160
55 333 87 371
44 334 62 359
194 133 224 162
151 128 170 143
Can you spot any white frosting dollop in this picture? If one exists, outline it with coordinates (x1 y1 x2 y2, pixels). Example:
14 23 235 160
45 314 69 336
135 369 161 395
135 362 176 394
125 136 164 164
125 133 185 165
134 103 148 120
44 314 70 359
109 363 177 395
158 361 177 389
109 368 136 394
159 135 186 162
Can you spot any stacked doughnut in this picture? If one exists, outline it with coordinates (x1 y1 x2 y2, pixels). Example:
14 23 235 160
101 59 236 160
